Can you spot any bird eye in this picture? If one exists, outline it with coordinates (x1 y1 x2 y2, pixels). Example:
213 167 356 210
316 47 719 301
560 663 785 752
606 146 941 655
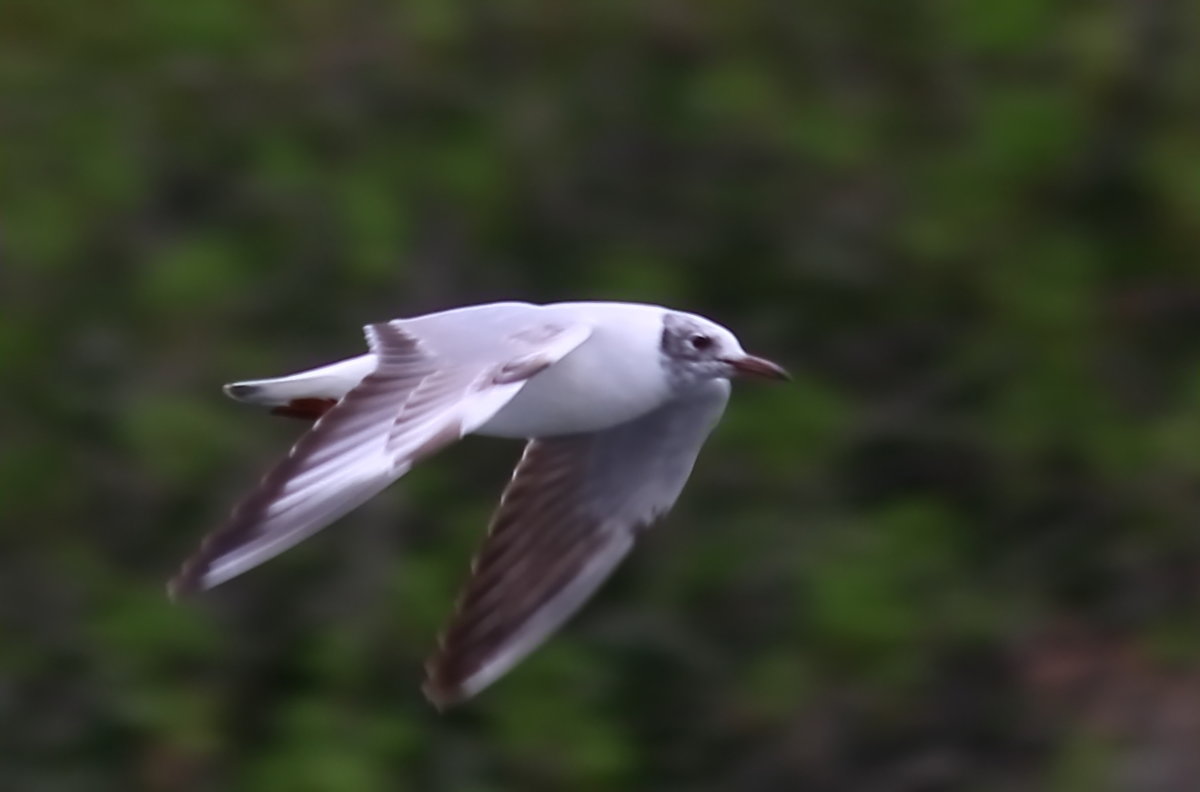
689 334 713 351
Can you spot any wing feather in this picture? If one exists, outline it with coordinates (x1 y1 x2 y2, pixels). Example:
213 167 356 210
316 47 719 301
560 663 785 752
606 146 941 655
169 312 592 597
424 379 731 706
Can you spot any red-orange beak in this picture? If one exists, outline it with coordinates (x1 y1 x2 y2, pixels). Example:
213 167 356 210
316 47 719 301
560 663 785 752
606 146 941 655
725 354 790 381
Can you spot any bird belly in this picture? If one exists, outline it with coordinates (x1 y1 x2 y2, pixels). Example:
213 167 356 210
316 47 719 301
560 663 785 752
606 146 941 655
477 343 668 439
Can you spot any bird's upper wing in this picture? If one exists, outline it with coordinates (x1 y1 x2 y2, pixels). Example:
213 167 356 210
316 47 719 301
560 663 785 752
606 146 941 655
169 306 591 597
423 378 731 706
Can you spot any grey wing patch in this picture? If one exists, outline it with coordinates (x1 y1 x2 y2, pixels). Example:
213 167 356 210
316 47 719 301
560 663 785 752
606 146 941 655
510 321 570 345
422 379 731 707
490 322 582 384
490 353 556 385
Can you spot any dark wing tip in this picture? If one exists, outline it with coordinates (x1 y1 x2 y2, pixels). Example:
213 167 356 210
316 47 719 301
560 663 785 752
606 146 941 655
421 672 466 711
166 560 207 601
423 633 484 710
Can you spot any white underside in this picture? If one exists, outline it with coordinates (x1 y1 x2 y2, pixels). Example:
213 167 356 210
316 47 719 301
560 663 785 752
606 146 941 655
477 327 670 437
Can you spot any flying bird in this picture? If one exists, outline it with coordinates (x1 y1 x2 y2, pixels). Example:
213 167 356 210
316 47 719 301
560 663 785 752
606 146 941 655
169 301 788 706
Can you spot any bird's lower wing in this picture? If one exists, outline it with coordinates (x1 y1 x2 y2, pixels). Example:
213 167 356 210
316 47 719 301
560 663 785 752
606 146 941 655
169 317 591 597
424 379 731 706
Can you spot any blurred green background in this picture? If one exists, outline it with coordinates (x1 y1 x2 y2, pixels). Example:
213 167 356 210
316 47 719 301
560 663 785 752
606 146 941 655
4 0 1200 789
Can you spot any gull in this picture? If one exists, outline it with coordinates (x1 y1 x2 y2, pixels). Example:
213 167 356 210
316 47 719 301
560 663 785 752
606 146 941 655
169 301 788 706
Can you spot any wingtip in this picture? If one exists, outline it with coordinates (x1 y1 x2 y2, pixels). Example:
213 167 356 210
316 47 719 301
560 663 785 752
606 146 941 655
422 655 470 711
165 576 187 603
166 565 205 602
421 678 462 711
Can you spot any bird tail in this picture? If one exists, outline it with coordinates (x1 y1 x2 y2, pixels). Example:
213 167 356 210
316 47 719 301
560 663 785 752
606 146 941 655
223 354 376 417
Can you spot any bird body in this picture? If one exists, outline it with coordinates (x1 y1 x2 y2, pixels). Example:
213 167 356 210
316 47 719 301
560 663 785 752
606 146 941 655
173 300 787 705
483 302 676 437
231 302 684 437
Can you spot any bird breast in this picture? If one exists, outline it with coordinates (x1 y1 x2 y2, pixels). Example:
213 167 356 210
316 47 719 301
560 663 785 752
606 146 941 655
477 324 671 439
